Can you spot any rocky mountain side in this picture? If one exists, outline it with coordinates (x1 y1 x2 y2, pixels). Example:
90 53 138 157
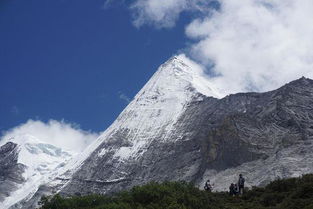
60 57 313 196
0 142 26 203
60 76 313 197
2 55 313 208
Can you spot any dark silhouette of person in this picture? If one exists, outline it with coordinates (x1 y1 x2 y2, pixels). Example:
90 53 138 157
234 183 239 195
229 183 235 196
238 174 245 195
204 179 212 192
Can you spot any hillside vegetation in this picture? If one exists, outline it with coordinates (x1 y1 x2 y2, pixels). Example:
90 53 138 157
39 174 313 209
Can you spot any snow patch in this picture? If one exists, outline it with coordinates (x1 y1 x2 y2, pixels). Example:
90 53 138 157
175 54 222 98
113 140 147 161
97 148 108 157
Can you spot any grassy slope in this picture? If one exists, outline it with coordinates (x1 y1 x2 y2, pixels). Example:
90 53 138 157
39 174 313 209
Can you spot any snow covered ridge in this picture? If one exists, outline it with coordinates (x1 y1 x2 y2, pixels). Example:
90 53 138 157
0 134 75 209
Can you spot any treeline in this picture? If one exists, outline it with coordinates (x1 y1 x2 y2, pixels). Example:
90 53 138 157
39 174 313 209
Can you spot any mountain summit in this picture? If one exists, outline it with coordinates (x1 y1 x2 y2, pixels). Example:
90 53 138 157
56 55 223 197
2 57 313 209
0 135 73 209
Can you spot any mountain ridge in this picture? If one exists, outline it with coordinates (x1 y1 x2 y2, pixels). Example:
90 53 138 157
1 56 313 209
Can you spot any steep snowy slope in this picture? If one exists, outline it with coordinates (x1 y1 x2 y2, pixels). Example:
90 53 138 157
0 135 74 209
98 55 221 156
55 55 221 195
62 55 220 171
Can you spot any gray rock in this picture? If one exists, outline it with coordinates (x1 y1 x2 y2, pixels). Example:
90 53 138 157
61 77 313 196
0 142 26 202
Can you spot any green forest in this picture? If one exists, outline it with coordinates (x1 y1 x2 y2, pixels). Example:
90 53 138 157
39 174 313 209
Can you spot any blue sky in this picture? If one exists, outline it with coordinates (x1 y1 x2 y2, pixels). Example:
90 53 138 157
1 0 312 145
0 0 191 133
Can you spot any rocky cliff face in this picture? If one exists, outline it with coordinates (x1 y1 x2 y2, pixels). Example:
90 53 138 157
201 77 313 190
0 142 26 203
3 56 313 209
59 58 313 196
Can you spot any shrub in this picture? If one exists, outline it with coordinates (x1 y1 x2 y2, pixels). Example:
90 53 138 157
260 193 285 206
266 178 297 193
39 174 313 209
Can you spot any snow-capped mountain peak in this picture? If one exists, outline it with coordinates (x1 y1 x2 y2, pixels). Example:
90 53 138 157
95 55 220 149
58 55 222 174
0 134 74 209
135 55 222 102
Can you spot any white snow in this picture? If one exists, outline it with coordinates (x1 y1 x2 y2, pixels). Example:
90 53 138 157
110 55 218 135
113 140 147 161
1 134 75 209
93 55 221 162
174 54 222 98
97 147 108 157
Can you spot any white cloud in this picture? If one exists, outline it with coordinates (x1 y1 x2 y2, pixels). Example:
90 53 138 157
185 0 313 95
129 0 313 95
0 120 99 152
118 91 131 103
130 0 213 28
131 0 187 28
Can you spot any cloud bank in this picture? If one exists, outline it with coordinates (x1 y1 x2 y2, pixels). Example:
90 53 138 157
131 0 313 95
1 120 99 152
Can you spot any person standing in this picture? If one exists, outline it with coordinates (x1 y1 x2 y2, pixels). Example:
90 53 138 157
238 174 245 195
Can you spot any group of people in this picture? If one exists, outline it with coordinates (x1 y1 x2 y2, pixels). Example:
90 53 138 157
204 174 245 196
229 174 245 196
